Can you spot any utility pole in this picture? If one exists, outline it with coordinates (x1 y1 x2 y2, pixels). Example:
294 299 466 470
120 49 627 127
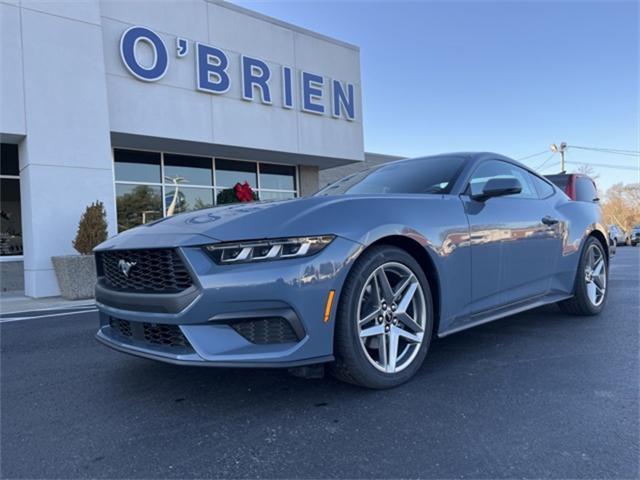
550 142 568 172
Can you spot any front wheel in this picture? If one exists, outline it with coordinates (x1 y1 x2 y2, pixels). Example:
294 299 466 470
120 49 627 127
330 246 433 389
558 236 608 315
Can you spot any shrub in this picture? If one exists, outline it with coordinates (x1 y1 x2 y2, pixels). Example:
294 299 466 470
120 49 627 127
72 201 108 255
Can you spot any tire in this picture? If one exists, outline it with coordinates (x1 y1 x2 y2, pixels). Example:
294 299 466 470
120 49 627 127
558 236 608 316
330 245 434 389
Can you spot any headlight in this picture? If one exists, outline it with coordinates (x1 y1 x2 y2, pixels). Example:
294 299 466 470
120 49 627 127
204 236 335 264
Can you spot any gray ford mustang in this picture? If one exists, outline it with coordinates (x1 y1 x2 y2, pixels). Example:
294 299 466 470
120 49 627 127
95 153 609 388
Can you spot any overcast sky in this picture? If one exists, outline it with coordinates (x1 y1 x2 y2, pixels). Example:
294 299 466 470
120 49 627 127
233 0 639 192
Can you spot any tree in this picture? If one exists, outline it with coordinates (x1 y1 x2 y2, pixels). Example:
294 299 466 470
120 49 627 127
116 185 162 231
573 163 600 181
601 183 640 231
72 201 108 255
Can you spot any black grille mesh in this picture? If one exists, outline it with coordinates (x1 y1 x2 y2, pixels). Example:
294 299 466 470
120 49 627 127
143 323 190 348
108 318 191 350
110 317 132 338
230 317 299 344
98 249 193 293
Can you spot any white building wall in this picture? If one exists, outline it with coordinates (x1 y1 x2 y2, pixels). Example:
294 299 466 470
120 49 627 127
100 0 364 160
15 1 116 297
0 2 26 137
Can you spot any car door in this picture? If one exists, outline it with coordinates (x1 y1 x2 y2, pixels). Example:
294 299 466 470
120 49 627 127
461 160 562 314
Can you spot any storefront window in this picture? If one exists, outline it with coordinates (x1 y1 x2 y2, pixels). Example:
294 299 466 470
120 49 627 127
114 149 161 183
259 163 296 191
215 159 257 188
115 184 162 231
113 149 298 232
259 191 296 201
0 144 22 257
164 154 213 186
165 186 214 215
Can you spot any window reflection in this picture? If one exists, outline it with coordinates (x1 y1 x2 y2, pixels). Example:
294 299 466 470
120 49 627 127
114 149 161 183
260 163 296 190
165 186 214 215
113 149 298 231
215 159 257 188
0 178 22 256
260 191 295 201
116 184 162 231
164 154 212 186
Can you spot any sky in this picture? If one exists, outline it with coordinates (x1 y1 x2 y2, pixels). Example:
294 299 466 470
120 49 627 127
233 0 639 192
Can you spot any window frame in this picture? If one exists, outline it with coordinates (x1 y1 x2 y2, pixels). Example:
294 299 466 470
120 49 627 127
113 148 299 231
0 144 23 261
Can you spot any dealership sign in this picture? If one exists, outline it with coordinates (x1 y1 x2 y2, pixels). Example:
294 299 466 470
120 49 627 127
120 26 356 121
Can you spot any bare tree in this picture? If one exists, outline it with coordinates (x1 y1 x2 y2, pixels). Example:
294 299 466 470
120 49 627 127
602 183 640 231
573 163 600 180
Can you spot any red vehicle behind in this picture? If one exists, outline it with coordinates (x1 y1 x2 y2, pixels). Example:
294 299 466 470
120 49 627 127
545 172 616 255
545 173 599 202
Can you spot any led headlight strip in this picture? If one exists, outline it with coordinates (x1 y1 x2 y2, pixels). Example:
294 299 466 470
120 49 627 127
204 236 335 264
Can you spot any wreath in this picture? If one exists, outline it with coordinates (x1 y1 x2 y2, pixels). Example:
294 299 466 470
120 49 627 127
216 182 258 205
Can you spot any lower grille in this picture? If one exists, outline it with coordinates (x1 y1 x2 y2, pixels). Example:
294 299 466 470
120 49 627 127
108 318 192 350
143 323 190 348
110 317 133 338
230 317 299 344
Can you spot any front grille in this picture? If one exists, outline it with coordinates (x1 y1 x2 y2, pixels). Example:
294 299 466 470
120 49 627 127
230 317 299 344
108 317 192 350
98 249 193 293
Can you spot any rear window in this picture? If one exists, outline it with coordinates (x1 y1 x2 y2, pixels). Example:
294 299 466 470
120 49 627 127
575 177 598 202
545 174 569 191
316 156 466 196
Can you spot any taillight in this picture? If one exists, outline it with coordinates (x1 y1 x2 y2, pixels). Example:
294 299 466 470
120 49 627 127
565 176 576 200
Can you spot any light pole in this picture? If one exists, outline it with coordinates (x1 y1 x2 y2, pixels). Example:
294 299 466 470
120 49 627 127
550 142 568 172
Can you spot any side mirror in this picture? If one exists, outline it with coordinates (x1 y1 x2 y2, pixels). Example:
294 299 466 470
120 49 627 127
473 177 522 201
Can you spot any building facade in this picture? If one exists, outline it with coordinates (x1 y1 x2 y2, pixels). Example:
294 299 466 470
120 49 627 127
0 0 365 297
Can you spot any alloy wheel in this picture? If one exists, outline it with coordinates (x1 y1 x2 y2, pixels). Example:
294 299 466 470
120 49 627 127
584 244 606 307
356 262 427 373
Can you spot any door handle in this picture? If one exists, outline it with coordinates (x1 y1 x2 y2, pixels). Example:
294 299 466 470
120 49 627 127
541 216 559 226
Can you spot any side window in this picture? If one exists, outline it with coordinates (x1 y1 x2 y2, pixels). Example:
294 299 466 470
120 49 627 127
468 160 537 199
530 174 555 199
575 177 598 202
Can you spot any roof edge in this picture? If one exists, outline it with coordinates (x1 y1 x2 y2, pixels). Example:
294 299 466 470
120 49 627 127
213 0 360 51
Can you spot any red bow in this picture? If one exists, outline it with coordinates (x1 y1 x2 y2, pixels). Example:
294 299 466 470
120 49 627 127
234 182 255 202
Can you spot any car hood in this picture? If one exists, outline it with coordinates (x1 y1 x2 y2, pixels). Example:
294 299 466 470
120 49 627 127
141 197 350 241
96 194 455 250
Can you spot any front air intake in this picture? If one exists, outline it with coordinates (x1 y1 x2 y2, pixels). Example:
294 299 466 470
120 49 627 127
97 249 193 294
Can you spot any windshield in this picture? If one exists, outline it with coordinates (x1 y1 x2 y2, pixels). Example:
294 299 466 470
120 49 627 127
316 156 466 196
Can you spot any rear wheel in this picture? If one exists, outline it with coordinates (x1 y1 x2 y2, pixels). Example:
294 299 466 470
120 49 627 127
558 236 608 315
330 246 433 389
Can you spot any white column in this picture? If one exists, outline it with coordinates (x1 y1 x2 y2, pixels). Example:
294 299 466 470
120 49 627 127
18 2 116 297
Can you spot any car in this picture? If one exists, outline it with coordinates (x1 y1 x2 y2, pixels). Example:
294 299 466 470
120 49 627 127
544 173 615 254
545 172 599 203
608 224 629 246
630 225 640 246
94 152 610 389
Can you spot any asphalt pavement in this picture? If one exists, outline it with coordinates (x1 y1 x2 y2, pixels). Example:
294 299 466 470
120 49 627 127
1 248 638 479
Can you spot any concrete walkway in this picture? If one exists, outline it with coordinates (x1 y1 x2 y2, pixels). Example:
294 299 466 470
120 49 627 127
0 291 95 316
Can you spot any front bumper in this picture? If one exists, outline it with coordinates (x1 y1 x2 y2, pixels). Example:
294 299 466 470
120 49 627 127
95 236 362 367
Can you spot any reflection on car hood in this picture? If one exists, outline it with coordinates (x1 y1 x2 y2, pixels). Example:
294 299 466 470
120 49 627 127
147 197 341 241
97 194 454 250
